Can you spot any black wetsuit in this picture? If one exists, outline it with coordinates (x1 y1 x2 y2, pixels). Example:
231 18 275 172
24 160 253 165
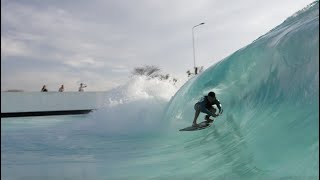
195 96 222 117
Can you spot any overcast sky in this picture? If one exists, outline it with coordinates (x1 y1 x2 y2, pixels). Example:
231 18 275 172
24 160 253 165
1 0 315 91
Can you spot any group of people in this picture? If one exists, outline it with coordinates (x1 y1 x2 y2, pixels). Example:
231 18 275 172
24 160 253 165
41 83 87 92
186 66 204 77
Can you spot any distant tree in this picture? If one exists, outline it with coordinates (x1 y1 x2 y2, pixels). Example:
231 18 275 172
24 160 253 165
132 65 161 77
131 65 178 85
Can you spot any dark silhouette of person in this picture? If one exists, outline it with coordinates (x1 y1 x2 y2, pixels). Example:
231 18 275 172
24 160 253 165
192 91 223 127
78 83 87 92
41 85 48 92
59 85 64 92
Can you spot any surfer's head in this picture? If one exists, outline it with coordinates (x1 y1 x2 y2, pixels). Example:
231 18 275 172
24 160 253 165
208 91 216 102
208 91 215 98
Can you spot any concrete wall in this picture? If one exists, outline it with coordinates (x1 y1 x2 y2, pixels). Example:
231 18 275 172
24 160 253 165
1 92 106 113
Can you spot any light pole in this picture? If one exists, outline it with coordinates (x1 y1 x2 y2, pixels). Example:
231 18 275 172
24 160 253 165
192 22 205 74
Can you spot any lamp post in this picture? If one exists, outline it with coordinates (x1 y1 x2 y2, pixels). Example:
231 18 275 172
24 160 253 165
192 22 205 74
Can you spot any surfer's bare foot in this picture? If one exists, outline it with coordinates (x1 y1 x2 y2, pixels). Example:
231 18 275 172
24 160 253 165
192 123 198 127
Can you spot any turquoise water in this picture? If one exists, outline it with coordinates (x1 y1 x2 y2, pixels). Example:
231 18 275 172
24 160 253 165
1 2 319 180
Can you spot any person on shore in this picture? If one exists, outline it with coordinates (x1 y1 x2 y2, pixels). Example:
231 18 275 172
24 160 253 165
41 85 48 92
59 85 64 92
78 83 87 92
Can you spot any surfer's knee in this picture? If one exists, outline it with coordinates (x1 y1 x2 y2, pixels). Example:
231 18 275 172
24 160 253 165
194 103 201 111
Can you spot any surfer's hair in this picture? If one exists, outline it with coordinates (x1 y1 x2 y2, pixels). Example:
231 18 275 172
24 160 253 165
208 91 215 98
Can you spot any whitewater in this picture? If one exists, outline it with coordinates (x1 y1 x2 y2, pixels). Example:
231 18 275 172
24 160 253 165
1 1 319 180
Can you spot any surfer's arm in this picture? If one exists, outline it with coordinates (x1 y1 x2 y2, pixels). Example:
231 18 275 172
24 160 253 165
215 99 223 114
199 102 218 117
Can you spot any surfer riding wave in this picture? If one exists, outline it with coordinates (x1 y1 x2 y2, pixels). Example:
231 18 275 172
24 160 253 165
192 91 223 127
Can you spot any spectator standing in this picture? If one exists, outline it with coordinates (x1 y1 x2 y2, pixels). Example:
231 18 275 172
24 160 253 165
59 85 64 92
78 83 87 92
41 85 48 92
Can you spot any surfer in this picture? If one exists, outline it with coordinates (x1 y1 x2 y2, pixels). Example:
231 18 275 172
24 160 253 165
192 91 223 127
41 85 48 92
59 85 64 92
78 83 87 92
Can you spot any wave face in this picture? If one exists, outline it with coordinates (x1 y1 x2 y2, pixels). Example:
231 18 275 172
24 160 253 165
164 1 319 179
